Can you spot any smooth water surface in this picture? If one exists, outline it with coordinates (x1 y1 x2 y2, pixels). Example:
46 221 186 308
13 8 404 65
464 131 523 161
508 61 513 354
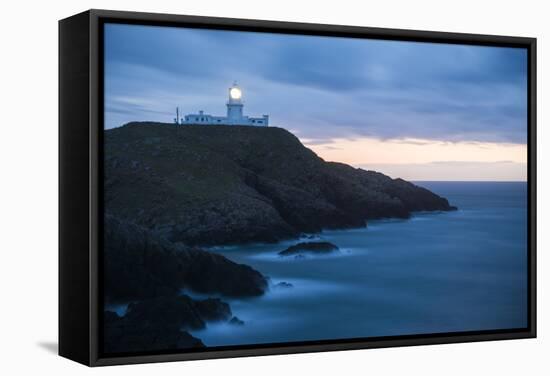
192 182 528 346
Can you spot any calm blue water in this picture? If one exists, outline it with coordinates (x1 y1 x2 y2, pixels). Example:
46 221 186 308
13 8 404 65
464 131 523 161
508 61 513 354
191 182 528 347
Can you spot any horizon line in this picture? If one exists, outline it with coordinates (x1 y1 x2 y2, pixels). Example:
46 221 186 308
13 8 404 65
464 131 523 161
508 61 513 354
410 180 527 183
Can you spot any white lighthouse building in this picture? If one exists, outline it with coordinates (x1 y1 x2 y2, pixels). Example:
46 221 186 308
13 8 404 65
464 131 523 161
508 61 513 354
178 83 269 126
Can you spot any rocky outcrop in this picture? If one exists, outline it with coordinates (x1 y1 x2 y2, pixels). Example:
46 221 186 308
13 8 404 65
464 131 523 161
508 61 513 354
104 215 268 303
104 122 456 245
104 310 204 354
274 281 294 288
279 241 339 257
229 316 245 326
103 295 231 353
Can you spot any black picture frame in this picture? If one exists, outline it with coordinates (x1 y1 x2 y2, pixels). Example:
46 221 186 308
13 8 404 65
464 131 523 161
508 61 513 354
59 9 537 367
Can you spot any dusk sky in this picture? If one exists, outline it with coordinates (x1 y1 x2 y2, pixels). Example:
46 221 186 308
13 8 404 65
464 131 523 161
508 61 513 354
104 23 528 181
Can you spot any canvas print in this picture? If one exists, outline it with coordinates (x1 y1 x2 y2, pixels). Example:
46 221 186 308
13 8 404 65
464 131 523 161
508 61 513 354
102 23 528 355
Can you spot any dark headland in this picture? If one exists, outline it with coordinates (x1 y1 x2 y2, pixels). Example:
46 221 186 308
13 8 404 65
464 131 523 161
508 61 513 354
105 122 456 245
102 122 457 352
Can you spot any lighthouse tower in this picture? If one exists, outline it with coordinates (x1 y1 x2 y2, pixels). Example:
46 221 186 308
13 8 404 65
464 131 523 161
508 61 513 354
226 82 244 124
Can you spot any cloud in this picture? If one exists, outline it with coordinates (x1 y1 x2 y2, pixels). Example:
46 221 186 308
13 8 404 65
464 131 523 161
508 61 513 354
103 23 528 146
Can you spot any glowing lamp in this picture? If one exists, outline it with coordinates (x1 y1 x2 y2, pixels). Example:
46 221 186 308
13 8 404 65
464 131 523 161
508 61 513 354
230 87 242 99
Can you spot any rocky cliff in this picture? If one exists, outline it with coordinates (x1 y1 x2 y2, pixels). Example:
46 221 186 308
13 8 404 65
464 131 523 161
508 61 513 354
104 122 456 245
104 214 268 303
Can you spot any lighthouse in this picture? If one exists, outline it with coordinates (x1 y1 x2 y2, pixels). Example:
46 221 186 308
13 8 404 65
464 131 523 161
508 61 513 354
180 83 269 126
226 83 244 124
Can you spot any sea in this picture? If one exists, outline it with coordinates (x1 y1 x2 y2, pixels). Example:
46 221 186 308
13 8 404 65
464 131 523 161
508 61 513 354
191 181 529 347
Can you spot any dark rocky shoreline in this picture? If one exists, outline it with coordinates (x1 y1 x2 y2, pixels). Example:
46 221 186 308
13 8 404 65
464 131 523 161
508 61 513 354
103 215 265 353
104 214 268 303
102 122 458 353
104 295 233 353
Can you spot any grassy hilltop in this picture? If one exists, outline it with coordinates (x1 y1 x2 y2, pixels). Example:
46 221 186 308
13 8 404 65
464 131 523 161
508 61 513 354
104 122 456 245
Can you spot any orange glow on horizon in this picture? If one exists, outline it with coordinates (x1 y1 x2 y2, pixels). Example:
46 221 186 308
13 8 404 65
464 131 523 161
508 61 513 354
303 137 527 181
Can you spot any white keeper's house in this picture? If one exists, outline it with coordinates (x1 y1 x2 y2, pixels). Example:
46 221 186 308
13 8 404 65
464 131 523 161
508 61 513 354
177 83 269 126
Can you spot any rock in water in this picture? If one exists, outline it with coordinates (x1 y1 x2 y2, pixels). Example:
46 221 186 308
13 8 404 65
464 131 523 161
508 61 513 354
279 241 339 257
229 316 245 326
274 281 294 288
104 123 457 246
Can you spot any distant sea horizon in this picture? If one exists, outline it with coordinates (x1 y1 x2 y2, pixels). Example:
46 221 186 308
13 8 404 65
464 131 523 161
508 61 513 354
411 180 527 183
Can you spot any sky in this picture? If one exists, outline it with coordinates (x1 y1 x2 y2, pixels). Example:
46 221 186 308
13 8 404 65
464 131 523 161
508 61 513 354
104 23 528 181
